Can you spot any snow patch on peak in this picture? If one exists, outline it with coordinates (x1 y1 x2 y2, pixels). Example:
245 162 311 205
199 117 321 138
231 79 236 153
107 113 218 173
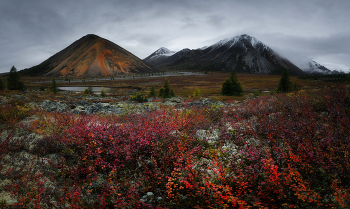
154 47 175 56
209 34 265 52
250 36 260 47
212 36 240 48
197 46 209 50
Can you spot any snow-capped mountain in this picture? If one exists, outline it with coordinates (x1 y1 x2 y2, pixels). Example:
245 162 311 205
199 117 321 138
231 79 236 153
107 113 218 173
304 61 332 75
303 61 346 75
143 47 175 66
143 34 304 75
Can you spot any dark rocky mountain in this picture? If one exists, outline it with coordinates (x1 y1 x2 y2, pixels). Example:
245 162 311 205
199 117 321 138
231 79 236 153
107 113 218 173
144 34 304 75
21 34 157 77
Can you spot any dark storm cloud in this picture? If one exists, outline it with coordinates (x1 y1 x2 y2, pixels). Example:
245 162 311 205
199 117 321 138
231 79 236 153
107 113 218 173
0 0 350 73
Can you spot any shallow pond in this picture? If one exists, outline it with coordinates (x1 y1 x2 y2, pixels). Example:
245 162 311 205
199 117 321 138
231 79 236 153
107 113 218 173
59 86 120 93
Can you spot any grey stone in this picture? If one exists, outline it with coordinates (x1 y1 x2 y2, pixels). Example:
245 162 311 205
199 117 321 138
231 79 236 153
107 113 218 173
0 96 8 105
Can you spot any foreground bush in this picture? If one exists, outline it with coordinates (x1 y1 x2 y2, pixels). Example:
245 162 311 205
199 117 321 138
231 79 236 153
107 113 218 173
0 86 349 208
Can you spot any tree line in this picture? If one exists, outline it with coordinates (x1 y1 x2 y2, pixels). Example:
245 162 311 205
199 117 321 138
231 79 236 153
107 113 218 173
220 70 298 96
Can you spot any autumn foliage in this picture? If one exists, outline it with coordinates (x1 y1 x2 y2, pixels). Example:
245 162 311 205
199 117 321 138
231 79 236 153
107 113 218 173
1 85 350 208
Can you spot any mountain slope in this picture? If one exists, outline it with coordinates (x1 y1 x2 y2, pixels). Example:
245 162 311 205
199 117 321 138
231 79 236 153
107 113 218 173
144 34 304 75
21 34 157 77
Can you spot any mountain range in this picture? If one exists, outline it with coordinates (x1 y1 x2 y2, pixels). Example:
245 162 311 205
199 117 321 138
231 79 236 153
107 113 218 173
21 33 346 77
144 34 304 76
21 34 156 77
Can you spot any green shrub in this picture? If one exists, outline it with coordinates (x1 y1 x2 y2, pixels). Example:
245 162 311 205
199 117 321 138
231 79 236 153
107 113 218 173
253 90 260 97
39 86 46 91
88 86 93 94
100 87 106 97
193 87 200 97
83 89 90 95
130 93 148 103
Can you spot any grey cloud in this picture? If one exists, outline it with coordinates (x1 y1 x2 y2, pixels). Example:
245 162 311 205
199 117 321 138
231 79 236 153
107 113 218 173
206 15 226 27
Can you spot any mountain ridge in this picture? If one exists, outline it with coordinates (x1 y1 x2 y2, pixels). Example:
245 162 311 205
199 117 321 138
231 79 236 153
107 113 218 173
144 34 304 75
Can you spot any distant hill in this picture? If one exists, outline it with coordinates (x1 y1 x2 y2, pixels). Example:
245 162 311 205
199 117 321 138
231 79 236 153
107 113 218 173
144 34 304 75
21 34 157 77
303 61 345 75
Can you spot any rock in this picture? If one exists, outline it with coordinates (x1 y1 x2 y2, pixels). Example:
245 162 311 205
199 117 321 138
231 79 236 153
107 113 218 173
77 100 89 106
196 129 220 141
11 95 28 100
147 192 154 197
28 133 44 152
40 100 67 112
0 96 8 105
55 102 68 112
3 132 43 152
0 130 8 142
163 101 176 106
200 98 212 106
168 97 182 103
73 106 87 114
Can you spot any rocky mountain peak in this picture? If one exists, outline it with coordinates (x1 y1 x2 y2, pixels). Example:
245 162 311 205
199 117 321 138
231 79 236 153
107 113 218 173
155 47 175 55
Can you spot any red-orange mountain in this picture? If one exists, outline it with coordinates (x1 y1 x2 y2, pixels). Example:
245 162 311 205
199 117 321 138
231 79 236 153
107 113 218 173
22 34 157 77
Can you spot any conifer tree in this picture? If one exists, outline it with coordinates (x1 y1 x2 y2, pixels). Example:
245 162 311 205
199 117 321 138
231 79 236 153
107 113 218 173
162 78 171 98
0 78 5 90
50 76 59 94
221 78 234 96
159 78 175 98
149 84 156 97
170 89 175 97
221 70 243 96
276 70 292 93
229 71 243 96
6 66 26 91
158 88 164 98
293 82 298 92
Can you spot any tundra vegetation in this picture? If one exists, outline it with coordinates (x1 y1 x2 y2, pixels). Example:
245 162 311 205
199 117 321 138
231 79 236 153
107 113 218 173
0 73 349 208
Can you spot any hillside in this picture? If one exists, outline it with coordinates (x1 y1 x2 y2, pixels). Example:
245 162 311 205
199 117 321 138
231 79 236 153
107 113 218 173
21 34 157 77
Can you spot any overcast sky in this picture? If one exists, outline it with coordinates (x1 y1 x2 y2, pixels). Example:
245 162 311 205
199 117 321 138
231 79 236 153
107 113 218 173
1 0 350 74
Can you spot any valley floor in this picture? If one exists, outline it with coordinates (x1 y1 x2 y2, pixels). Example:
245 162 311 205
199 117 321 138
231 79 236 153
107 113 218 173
1 85 350 208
